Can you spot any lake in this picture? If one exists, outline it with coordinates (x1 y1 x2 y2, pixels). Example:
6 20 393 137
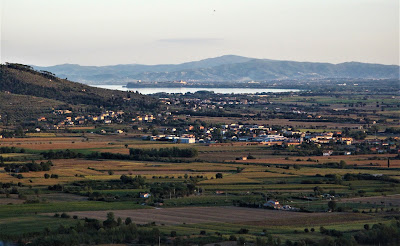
93 85 300 94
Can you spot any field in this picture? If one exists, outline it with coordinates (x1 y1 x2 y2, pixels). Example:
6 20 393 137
1 89 400 245
57 206 373 226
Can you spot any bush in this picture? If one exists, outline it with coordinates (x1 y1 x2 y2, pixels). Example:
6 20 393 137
60 213 70 219
229 235 237 241
238 228 249 234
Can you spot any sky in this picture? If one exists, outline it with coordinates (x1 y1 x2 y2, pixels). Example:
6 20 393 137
1 0 399 66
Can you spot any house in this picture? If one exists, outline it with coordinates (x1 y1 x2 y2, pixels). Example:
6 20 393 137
140 193 151 198
264 200 280 209
180 138 195 144
115 130 124 134
340 137 353 145
323 150 333 156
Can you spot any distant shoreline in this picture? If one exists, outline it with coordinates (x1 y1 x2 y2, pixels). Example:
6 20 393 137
92 85 301 94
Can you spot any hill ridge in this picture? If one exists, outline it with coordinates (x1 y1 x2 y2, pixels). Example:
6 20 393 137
31 55 400 84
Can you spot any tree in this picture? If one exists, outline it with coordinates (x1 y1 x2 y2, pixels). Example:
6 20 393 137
216 173 223 179
313 186 323 196
125 217 132 225
333 174 342 184
107 212 115 221
247 153 256 159
44 173 50 179
103 212 117 228
328 201 337 212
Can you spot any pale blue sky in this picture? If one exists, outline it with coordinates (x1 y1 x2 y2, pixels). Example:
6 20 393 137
1 0 398 66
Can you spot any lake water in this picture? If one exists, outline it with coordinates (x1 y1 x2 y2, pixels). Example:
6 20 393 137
93 85 300 94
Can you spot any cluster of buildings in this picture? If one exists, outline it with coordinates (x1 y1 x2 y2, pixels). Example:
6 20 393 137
47 110 126 126
142 122 399 155
160 95 272 111
143 134 196 144
263 200 298 211
37 109 160 128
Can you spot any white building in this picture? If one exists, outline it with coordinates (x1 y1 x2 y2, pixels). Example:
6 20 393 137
180 138 195 144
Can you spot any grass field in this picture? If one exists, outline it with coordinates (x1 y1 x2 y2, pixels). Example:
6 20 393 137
0 133 399 244
43 206 371 226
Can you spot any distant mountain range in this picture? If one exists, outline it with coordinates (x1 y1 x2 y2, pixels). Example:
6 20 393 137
33 55 400 85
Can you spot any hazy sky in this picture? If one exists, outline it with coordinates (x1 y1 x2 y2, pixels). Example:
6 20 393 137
1 0 399 66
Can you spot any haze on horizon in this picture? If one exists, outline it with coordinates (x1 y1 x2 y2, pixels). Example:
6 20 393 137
0 0 399 66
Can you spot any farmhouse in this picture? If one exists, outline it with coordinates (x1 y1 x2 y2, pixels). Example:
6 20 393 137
264 200 281 209
140 193 151 198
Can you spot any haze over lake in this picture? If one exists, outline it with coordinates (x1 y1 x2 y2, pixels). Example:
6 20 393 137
94 85 300 94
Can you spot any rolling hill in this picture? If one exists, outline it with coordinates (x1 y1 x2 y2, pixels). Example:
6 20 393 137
0 63 157 118
33 55 400 85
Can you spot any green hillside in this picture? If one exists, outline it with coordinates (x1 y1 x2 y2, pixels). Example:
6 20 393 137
0 63 158 111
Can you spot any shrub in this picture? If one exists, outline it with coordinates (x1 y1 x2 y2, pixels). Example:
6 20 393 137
60 213 70 218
